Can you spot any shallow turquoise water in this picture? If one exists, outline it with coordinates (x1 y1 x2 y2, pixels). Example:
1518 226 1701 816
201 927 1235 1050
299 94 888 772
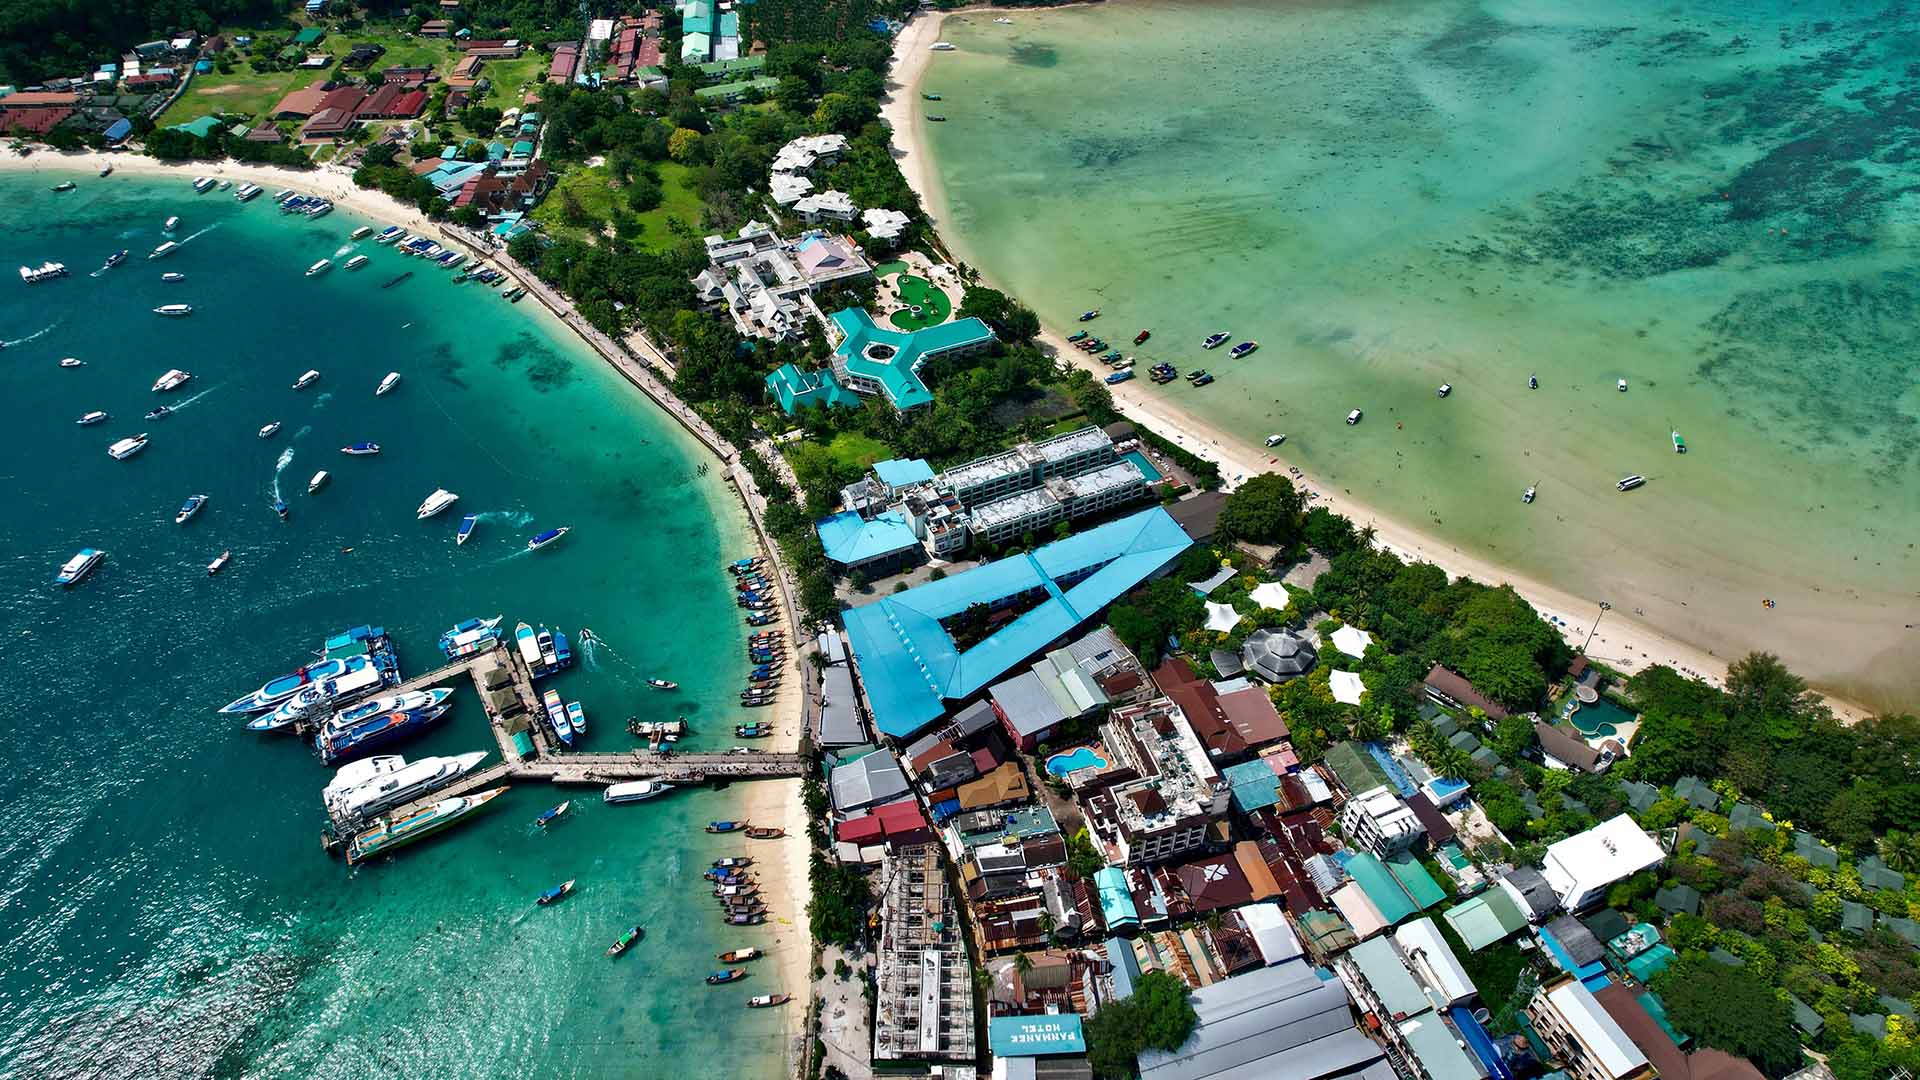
0 173 797 1077
917 0 1920 707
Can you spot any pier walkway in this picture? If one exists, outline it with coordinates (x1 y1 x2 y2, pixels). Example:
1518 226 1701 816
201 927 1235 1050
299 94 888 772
324 639 810 839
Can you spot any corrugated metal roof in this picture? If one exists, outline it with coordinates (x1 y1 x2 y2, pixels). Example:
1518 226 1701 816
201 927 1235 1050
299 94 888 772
1138 961 1382 1080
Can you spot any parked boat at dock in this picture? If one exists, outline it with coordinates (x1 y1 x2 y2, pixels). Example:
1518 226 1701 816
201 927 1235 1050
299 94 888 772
192 176 217 193
345 254 370 271
375 226 403 244
323 750 487 822
566 700 587 736
235 183 262 202
54 548 105 586
604 780 673 804
438 615 503 658
314 698 456 764
344 786 508 865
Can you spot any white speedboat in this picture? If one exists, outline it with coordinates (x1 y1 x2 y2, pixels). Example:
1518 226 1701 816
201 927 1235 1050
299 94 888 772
235 183 262 202
322 687 457 734
108 433 149 460
930 41 956 50
152 368 192 392
259 421 282 438
161 272 185 282
148 241 180 260
55 548 105 586
164 216 180 232
416 488 459 519
350 226 373 241
376 372 401 396
293 369 321 390
308 470 329 494
192 176 216 193
306 259 331 277
345 254 369 270
1617 378 1628 392
77 410 109 425
59 357 84 368
1617 474 1646 492
153 304 192 317
207 549 231 575
604 780 673 804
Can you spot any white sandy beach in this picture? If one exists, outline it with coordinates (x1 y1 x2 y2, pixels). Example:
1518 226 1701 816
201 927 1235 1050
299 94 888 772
879 9 1871 721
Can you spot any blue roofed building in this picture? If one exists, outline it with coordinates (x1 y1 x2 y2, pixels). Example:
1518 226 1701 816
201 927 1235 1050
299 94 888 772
1095 867 1139 932
816 509 922 575
766 363 860 413
824 307 996 411
989 1014 1086 1058
873 457 935 488
841 507 1191 739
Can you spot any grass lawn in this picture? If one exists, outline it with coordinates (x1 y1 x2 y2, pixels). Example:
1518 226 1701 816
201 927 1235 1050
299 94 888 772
532 161 704 251
823 432 892 472
885 274 952 331
163 67 324 127
162 28 461 128
481 55 548 110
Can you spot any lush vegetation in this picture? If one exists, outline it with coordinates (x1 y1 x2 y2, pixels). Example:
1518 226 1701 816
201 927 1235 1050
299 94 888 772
1652 958 1806 1075
0 0 280 84
1108 578 1204 668
145 122 313 168
1083 970 1199 1078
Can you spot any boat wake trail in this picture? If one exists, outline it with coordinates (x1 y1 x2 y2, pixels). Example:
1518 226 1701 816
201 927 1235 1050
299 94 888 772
167 385 219 412
312 391 333 411
334 243 355 258
294 424 313 440
271 447 295 501
179 222 220 247
3 323 57 349
478 510 534 527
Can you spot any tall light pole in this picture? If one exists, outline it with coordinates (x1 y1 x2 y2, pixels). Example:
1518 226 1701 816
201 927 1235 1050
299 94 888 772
1580 601 1612 654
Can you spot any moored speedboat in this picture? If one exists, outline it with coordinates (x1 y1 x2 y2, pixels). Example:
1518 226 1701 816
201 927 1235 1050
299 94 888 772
526 526 569 551
566 701 587 736
99 163 113 177
1202 331 1230 349
604 780 673 804
153 304 192 317
54 548 105 586
308 470 329 494
1133 328 1151 345
161 272 185 282
259 421 282 438
344 785 508 865
235 183 262 202
1617 474 1646 492
1672 430 1686 453
207 549 231 575
312 698 454 759
306 259 331 277
163 216 180 232
77 410 108 425
107 433 149 460
1228 340 1259 359
375 226 403 244
647 678 677 691
416 488 459 519
438 615 503 657
345 254 369 271
376 371 401 395
175 493 209 525
102 249 128 270
341 442 381 455
514 621 540 667
456 514 478 545
148 241 179 260
192 176 217 193
292 369 320 390
51 180 76 192
1522 484 1537 504
350 226 373 241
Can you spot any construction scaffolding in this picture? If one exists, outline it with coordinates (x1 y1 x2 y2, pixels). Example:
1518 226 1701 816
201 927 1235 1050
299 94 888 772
873 843 976 1063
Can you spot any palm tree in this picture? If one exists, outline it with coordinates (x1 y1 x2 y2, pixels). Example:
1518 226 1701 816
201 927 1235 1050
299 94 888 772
1880 831 1920 874
1012 951 1035 990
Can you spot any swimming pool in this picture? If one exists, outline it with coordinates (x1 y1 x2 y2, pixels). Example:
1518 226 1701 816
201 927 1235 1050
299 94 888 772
1047 746 1109 777
1123 449 1163 482
1426 776 1472 806
1566 696 1636 738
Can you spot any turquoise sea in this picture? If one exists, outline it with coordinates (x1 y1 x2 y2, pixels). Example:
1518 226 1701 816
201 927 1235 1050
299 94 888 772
916 0 1920 708
0 172 797 1077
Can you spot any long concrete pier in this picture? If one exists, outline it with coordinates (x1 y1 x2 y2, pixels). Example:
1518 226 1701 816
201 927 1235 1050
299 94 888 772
324 635 808 841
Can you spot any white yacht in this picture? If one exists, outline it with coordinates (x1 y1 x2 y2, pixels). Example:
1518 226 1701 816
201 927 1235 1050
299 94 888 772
604 780 674 804
152 368 192 392
308 470 329 494
345 254 370 271
306 259 332 277
108 433 149 460
259 421 282 438
376 372 401 396
325 751 490 822
235 183 263 202
1617 474 1646 492
416 488 459 519
163 215 180 231
350 226 373 241
192 176 217 193
1346 409 1363 425
153 304 193 317
161 272 185 282
293 369 321 390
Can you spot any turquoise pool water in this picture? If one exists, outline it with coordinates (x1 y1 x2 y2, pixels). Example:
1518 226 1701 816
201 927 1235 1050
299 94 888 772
1566 696 1637 738
1123 450 1162 482
1047 746 1108 777
1428 776 1471 802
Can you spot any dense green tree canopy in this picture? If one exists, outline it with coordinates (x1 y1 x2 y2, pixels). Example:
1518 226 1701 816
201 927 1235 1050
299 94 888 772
1216 473 1306 545
1083 970 1197 1078
1652 959 1804 1075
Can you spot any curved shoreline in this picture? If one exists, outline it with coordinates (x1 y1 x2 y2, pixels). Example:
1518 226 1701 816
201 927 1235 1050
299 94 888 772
880 10 1881 720
0 148 815 1074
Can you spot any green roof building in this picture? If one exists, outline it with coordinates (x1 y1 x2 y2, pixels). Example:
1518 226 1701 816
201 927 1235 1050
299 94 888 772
695 55 764 82
1442 889 1528 951
169 115 222 137
766 363 859 413
825 307 995 411
293 27 326 46
693 76 779 103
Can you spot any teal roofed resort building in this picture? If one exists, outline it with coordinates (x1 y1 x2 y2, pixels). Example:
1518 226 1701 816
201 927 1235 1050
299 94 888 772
765 307 997 415
765 363 860 413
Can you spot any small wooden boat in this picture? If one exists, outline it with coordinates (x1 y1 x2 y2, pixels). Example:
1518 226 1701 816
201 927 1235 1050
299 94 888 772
607 926 644 957
747 994 791 1009
647 678 678 691
719 948 761 963
726 912 765 926
707 820 747 834
745 827 785 840
714 857 752 869
706 968 748 985
714 884 758 898
535 801 571 827
537 879 576 905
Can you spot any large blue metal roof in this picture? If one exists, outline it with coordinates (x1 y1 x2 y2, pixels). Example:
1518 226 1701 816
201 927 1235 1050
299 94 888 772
815 510 919 566
842 507 1190 738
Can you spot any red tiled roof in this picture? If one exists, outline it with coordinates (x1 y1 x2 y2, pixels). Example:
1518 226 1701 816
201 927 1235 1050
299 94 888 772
969 746 999 774
271 82 329 119
0 91 80 108
835 814 884 844
1218 686 1289 747
317 85 366 113
873 798 929 838
0 106 72 134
